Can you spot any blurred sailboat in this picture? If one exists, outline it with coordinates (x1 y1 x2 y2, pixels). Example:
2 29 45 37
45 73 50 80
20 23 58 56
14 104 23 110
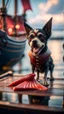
0 0 32 72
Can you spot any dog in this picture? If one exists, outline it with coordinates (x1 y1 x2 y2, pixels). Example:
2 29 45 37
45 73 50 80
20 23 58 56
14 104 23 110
24 18 54 86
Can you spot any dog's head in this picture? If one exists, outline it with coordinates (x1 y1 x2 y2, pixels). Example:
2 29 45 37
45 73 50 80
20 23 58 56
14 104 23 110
24 18 52 54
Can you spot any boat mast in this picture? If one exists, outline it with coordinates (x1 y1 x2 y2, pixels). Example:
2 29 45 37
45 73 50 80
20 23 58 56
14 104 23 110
2 0 7 31
14 0 17 16
14 0 17 36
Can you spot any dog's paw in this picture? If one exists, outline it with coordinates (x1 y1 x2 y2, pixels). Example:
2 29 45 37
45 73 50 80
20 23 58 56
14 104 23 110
43 81 49 87
50 77 54 81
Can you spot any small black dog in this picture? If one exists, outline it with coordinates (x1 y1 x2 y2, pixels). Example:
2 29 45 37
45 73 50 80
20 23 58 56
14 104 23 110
24 18 54 86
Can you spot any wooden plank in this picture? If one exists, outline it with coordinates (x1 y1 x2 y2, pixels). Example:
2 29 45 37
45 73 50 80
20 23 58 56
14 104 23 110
0 75 64 97
0 87 64 97
0 76 22 86
0 76 64 113
47 78 64 80
0 101 64 112
0 75 64 87
50 85 64 89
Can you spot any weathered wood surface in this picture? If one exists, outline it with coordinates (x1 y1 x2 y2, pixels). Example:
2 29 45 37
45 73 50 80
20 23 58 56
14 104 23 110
0 75 64 96
0 74 64 113
0 101 64 113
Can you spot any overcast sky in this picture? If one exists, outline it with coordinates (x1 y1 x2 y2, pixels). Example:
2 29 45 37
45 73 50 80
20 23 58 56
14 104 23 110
0 0 64 29
27 0 64 29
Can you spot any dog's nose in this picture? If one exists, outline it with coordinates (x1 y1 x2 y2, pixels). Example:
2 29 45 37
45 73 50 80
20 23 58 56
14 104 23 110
32 40 37 45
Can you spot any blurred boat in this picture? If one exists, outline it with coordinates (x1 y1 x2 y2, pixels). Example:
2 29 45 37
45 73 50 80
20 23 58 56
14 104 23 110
0 0 32 72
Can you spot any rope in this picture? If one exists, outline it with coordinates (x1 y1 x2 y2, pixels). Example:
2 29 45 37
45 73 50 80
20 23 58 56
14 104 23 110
5 0 10 7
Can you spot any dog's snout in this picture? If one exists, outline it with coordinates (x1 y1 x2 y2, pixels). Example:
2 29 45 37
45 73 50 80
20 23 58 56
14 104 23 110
32 40 37 45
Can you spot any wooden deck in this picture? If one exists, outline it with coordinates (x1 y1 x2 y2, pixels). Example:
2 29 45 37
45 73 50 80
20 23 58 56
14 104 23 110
0 74 64 113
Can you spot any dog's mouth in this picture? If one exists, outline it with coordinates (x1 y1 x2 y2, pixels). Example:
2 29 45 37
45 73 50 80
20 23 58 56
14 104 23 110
31 43 40 54
30 39 45 54
32 45 45 55
33 47 39 54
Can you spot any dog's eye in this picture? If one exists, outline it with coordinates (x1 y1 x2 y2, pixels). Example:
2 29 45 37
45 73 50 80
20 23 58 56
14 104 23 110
29 34 35 39
38 33 43 38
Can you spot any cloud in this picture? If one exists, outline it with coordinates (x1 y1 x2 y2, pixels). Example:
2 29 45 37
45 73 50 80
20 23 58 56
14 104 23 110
53 13 63 24
28 13 63 27
38 0 59 13
27 0 63 29
47 0 64 14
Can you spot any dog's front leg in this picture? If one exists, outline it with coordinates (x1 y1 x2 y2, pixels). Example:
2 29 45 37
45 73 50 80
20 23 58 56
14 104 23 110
31 63 35 73
49 57 54 81
37 70 39 81
43 66 49 86
50 64 54 81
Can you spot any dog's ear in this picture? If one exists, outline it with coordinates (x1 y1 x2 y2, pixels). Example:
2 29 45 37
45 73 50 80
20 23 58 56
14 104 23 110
42 17 52 40
24 22 33 38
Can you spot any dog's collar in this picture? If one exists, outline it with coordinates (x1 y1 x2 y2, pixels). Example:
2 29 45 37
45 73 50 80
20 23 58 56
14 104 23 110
28 49 51 67
37 46 45 55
